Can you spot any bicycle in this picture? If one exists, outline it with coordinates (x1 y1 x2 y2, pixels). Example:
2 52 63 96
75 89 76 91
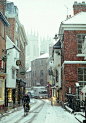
24 103 29 116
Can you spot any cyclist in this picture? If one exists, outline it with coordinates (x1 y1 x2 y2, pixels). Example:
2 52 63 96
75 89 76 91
22 94 30 111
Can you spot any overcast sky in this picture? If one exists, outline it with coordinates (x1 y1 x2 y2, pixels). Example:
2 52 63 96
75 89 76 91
7 0 86 38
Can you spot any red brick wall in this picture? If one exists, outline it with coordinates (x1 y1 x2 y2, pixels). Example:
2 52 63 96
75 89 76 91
0 18 6 71
64 30 86 61
61 30 86 102
6 18 15 43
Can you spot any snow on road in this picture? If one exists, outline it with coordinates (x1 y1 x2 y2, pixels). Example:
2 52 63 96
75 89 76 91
0 99 80 123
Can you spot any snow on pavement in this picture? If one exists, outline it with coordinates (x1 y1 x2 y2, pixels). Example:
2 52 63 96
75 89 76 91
32 100 79 123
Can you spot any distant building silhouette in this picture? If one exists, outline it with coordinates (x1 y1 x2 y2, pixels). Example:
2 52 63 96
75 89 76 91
26 30 39 68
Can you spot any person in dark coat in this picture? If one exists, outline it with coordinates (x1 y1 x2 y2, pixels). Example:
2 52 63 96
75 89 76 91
22 94 30 110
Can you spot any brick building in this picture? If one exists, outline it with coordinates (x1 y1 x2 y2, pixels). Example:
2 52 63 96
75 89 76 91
58 1 86 104
31 53 49 87
5 1 28 106
0 0 9 109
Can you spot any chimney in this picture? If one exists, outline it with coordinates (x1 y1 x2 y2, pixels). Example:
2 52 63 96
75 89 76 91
73 1 86 15
0 0 6 15
66 15 71 19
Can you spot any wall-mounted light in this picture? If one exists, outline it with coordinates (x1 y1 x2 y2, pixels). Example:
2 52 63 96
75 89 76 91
53 34 58 41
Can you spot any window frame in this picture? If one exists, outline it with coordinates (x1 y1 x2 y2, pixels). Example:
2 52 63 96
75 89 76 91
78 67 86 90
40 60 43 66
40 70 43 77
77 34 86 54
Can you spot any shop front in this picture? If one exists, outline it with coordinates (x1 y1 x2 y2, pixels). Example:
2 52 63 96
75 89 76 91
0 72 7 109
16 78 26 105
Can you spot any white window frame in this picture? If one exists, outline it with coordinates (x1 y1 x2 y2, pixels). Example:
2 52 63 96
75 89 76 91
77 34 86 54
78 67 86 90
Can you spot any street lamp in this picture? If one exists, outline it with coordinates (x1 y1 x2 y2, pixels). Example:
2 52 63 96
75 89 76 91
75 83 80 112
53 34 58 41
75 83 80 99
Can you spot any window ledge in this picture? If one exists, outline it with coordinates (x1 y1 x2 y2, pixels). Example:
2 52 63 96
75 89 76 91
76 54 85 57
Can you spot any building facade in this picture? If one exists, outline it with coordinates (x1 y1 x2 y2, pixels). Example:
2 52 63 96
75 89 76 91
25 67 31 93
31 53 49 87
0 0 9 109
40 36 53 54
5 1 28 106
58 1 86 104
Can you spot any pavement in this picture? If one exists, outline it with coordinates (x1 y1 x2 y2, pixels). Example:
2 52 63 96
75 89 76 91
0 104 22 118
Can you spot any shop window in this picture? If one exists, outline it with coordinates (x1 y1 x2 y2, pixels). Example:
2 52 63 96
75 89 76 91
0 80 2 100
8 89 12 102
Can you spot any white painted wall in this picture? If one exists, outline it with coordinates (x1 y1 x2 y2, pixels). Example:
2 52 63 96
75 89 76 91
53 49 61 88
6 35 20 88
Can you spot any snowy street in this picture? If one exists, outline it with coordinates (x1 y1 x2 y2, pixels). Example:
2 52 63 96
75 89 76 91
0 99 80 123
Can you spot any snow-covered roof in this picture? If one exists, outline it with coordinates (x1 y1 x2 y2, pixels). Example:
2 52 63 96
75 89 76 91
37 53 49 59
36 53 49 59
26 67 31 72
62 12 86 25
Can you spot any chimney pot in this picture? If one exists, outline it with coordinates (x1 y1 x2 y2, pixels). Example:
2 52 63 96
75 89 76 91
74 1 77 5
82 1 85 4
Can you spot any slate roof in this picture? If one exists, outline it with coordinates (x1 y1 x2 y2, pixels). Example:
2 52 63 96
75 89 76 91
0 11 9 27
53 39 61 49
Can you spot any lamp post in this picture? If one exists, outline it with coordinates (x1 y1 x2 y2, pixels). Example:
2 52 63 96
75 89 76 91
75 83 80 112
75 83 80 99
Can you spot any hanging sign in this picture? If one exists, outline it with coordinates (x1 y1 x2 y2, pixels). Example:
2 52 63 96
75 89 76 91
16 60 21 66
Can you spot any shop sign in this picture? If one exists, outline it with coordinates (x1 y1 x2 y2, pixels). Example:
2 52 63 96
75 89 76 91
0 76 4 79
16 60 21 66
20 68 26 75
